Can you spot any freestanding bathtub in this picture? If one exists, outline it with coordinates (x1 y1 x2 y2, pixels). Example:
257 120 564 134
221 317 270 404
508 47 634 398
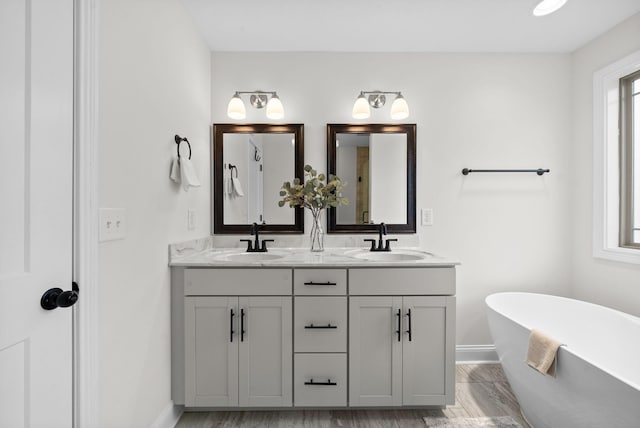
486 292 640 428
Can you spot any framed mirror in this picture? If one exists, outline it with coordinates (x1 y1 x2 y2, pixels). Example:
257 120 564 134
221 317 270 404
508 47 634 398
327 123 416 234
213 123 304 234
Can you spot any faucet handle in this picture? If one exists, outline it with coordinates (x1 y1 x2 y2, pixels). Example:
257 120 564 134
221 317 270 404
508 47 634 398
384 238 398 251
240 239 253 252
364 239 377 251
261 239 274 252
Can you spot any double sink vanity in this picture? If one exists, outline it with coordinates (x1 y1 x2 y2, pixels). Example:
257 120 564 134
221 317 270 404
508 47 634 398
170 242 457 409
169 121 457 410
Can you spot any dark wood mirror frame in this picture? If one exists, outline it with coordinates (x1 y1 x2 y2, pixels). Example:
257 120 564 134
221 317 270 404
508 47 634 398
213 123 305 234
326 123 416 234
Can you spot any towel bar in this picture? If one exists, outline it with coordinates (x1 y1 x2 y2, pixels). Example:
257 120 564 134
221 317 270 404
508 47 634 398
462 168 549 176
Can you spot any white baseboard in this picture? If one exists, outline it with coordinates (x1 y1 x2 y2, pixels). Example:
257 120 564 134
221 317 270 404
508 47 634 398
151 402 184 428
456 345 498 363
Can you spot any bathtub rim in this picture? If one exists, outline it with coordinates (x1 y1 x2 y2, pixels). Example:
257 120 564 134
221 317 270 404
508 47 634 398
485 291 640 393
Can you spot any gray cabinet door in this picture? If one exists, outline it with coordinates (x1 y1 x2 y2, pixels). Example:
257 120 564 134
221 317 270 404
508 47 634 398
185 297 238 407
349 296 403 407
402 296 455 406
239 296 292 407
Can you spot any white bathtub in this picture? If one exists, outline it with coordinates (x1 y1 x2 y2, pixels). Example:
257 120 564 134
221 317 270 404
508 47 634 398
486 292 640 428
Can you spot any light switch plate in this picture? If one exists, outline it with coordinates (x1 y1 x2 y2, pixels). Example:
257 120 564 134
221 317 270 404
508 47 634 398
99 208 127 242
421 208 433 226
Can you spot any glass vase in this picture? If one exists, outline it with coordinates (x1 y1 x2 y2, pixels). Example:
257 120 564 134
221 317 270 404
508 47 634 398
310 210 324 252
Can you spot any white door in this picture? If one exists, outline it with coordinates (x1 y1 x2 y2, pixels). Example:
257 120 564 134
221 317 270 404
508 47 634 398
184 297 239 407
349 296 402 407
239 296 292 407
0 0 74 427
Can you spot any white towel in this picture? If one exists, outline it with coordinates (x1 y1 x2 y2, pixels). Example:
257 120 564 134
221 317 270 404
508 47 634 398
231 177 244 197
170 158 180 183
172 157 200 191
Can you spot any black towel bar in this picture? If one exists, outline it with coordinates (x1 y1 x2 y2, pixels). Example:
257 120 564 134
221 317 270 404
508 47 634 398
462 168 549 176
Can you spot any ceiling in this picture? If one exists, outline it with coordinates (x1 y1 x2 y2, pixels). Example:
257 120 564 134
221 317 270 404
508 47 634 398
180 0 640 53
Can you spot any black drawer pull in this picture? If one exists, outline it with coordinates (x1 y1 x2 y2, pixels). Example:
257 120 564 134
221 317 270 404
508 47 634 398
304 323 337 329
303 281 337 286
304 378 337 386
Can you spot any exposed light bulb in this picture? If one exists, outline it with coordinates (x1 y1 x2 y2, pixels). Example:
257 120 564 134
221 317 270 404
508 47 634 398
266 94 284 120
227 93 246 120
533 0 568 17
390 94 409 120
352 93 370 119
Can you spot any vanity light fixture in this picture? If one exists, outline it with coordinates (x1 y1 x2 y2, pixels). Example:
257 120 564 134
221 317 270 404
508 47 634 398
226 90 285 120
532 0 568 16
351 91 410 120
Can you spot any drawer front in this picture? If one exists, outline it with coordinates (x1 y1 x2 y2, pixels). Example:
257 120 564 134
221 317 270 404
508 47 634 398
294 269 346 295
294 354 347 407
184 268 292 295
349 267 455 295
294 297 347 352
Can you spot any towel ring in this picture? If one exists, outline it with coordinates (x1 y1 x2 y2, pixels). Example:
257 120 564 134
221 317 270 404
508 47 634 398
174 135 191 159
228 164 238 178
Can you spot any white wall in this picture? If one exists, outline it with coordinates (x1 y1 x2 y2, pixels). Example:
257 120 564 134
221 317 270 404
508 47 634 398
263 133 295 224
211 52 573 345
336 145 358 223
570 13 640 316
98 1 210 427
223 134 250 224
370 133 407 224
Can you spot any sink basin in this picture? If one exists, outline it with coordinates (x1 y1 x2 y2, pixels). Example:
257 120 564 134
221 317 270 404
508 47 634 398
219 252 286 262
348 249 432 262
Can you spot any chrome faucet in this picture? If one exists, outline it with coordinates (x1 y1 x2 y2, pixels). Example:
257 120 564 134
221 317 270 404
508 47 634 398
364 222 397 252
240 222 274 252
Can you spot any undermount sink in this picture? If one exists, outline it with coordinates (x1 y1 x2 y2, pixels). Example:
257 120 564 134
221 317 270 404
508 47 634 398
348 249 432 262
219 252 286 262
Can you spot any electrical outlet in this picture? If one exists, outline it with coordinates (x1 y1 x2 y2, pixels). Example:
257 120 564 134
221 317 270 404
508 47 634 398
421 208 433 226
187 209 196 231
99 208 127 242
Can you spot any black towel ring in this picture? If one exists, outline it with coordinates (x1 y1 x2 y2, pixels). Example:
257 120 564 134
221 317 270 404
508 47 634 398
228 164 238 178
174 135 191 159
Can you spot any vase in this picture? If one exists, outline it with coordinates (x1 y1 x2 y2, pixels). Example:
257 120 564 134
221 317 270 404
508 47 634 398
309 210 324 252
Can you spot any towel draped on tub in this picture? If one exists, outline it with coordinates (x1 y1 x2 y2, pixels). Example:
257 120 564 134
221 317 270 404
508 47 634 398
526 329 562 377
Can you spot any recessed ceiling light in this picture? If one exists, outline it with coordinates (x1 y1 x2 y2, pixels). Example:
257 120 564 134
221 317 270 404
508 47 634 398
533 0 568 17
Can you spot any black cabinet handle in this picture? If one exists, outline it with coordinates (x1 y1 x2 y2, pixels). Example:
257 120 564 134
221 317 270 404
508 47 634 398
405 308 412 342
304 378 337 386
303 281 337 286
240 308 246 342
230 308 235 342
396 308 401 342
304 323 337 329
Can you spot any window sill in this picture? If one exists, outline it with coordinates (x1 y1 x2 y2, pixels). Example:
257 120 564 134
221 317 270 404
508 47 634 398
593 245 640 265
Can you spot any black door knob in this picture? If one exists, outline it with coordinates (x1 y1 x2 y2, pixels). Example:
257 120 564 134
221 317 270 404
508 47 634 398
41 282 79 310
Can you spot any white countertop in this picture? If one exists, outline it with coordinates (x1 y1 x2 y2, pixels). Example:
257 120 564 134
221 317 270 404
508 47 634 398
169 246 459 268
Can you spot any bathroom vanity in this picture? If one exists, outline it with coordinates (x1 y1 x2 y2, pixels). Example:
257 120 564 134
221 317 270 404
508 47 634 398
170 246 457 409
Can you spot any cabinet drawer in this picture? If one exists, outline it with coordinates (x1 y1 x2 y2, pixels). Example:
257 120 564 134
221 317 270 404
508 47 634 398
294 354 347 407
294 269 346 295
349 268 455 295
184 268 291 295
294 297 346 352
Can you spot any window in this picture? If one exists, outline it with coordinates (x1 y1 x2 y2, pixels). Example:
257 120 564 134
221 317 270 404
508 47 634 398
593 49 640 264
620 70 640 248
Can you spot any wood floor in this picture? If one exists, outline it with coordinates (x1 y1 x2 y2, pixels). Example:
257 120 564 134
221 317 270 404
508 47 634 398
176 364 530 428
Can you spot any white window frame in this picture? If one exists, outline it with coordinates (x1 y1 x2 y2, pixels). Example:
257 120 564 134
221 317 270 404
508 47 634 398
593 49 640 264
